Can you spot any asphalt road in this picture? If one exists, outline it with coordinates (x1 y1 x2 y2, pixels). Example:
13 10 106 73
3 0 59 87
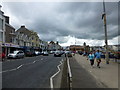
2 54 64 88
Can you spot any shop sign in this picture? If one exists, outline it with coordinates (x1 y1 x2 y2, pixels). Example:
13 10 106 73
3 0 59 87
2 43 19 47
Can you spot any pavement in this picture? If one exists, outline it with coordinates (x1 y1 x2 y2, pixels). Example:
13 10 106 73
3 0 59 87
70 54 119 88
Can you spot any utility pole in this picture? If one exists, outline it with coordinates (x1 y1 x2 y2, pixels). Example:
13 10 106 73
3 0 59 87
102 0 109 64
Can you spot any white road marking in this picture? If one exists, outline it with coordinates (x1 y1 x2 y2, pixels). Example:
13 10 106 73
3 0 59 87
50 59 63 89
17 64 23 69
0 68 16 73
1 59 41 73
0 64 24 73
33 61 36 63
6 59 24 62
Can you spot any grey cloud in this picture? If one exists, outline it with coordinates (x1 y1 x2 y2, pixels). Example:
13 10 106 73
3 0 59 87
2 2 118 43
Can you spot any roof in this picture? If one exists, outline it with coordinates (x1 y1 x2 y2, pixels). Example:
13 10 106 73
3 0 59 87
5 23 15 30
16 26 32 36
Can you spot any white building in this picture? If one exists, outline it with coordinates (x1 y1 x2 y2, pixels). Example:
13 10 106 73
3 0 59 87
39 40 48 51
108 45 120 51
48 41 62 51
0 5 5 45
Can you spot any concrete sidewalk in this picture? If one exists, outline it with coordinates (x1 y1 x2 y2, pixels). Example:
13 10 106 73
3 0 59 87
72 54 118 88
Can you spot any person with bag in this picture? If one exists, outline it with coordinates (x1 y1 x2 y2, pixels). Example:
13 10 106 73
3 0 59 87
95 50 102 68
88 51 95 68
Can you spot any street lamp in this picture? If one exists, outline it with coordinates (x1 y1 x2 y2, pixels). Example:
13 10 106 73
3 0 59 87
102 0 109 64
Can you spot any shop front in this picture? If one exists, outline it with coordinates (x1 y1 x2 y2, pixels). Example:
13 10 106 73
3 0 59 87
1 43 20 58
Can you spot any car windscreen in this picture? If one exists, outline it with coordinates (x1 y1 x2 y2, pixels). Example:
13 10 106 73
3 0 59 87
13 51 19 54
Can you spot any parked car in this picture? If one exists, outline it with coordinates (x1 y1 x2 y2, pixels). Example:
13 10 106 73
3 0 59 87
26 50 36 57
78 51 83 55
60 50 64 55
101 54 105 58
7 50 25 59
54 51 62 57
43 51 49 56
66 51 72 57
109 53 115 58
49 51 55 54
26 50 33 56
67 52 72 57
35 51 40 56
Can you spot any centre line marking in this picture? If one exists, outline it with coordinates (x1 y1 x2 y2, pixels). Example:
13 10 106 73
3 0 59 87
17 64 23 69
0 64 24 73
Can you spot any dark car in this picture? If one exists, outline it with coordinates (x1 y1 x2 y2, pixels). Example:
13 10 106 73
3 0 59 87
78 51 83 55
54 51 61 57
25 50 35 57
101 54 105 58
67 52 72 57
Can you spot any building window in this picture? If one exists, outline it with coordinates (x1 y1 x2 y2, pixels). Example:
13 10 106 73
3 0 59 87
32 37 34 40
10 39 12 43
32 42 34 46
0 32 3 42
0 19 3 30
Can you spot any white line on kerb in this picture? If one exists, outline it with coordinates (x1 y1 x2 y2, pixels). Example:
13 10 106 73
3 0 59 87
50 59 63 89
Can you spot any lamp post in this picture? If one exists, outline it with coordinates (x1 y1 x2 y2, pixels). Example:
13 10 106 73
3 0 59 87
102 0 109 64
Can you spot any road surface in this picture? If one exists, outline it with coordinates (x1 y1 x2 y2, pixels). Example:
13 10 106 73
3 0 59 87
2 54 63 88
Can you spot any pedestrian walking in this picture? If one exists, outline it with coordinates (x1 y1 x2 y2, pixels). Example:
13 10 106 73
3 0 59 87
2 52 5 61
95 50 102 68
88 51 95 68
73 51 76 56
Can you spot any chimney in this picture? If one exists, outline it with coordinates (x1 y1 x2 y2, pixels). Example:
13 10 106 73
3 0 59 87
21 25 25 28
0 5 2 11
0 5 4 15
5 16 9 24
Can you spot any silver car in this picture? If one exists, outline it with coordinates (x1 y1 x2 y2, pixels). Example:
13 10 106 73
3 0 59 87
7 50 25 59
43 51 49 56
54 51 62 57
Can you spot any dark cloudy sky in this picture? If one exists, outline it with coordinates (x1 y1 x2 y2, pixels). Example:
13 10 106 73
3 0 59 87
1 0 119 46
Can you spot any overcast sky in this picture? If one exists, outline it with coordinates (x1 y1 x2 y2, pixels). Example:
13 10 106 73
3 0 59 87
1 1 119 46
